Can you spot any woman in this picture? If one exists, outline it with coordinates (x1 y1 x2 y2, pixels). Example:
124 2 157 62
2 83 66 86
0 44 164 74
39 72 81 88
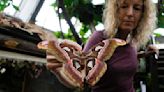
83 0 157 92
43 0 157 91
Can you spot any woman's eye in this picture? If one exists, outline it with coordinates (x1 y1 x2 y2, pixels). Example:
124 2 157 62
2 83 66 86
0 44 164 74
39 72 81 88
134 7 141 10
134 5 143 11
120 5 128 9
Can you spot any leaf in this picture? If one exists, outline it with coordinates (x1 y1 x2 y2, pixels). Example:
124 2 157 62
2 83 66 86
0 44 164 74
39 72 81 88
64 0 73 6
79 25 88 37
12 5 19 11
51 2 57 8
0 0 19 12
74 0 79 6
0 2 8 12
154 33 162 37
53 31 62 38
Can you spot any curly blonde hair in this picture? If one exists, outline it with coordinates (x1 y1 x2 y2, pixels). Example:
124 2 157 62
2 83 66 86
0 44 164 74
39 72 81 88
103 0 157 48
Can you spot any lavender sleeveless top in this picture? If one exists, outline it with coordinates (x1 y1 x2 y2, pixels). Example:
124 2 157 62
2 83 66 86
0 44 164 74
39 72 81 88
83 31 138 92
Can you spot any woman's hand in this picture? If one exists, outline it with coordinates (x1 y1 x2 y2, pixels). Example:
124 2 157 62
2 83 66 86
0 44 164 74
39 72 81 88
46 51 63 73
137 44 159 58
146 44 159 56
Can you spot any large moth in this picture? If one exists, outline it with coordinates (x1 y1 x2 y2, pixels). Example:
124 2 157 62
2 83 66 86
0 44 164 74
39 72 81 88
37 38 126 88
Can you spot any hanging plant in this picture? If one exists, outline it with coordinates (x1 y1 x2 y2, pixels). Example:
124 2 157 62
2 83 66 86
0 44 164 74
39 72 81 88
0 0 19 12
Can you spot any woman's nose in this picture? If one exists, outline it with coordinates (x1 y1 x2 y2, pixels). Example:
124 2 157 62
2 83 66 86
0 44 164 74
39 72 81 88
127 7 134 16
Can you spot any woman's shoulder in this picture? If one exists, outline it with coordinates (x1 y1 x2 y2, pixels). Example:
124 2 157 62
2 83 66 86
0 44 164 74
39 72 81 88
91 30 105 39
83 30 105 52
92 30 104 35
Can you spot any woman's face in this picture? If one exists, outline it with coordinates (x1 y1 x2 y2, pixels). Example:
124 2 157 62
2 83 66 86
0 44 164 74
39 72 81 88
118 0 143 33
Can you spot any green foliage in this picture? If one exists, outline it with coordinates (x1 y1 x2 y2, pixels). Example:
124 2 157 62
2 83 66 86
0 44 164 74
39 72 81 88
154 33 162 37
64 29 76 41
53 31 63 38
12 4 19 11
158 13 164 28
158 2 164 28
51 2 57 8
53 24 91 44
0 0 11 11
79 24 89 43
52 0 103 25
51 0 103 42
0 0 19 12
53 29 76 41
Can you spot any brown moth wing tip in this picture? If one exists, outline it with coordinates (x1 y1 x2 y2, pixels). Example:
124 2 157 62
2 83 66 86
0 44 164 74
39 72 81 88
112 38 126 46
37 41 49 50
86 59 107 86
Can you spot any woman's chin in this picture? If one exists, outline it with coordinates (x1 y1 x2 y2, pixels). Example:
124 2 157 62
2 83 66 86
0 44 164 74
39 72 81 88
120 27 133 32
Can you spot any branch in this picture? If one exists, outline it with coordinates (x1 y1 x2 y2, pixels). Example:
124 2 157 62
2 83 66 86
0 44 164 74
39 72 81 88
57 6 65 39
58 0 83 45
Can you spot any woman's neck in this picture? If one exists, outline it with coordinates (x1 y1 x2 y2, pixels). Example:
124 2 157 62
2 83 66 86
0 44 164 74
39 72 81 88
115 30 129 40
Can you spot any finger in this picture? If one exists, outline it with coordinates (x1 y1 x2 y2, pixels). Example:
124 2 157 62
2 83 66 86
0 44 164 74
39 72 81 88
148 45 157 50
46 55 55 59
47 51 53 55
148 45 159 55
47 58 61 63
46 63 62 70
46 55 58 62
46 53 62 63
46 51 59 58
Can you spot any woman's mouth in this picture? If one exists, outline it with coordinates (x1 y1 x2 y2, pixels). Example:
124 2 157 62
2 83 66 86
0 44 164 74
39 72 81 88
123 21 134 25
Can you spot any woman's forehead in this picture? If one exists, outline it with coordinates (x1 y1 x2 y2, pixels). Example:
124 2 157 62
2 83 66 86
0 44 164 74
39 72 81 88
119 0 143 5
